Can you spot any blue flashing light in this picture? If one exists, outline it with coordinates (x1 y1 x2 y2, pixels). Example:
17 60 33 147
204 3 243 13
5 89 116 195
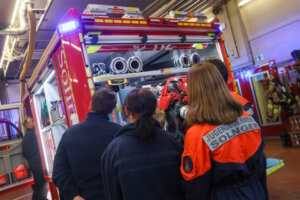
58 20 79 34
218 25 223 33
214 22 223 33
245 71 252 78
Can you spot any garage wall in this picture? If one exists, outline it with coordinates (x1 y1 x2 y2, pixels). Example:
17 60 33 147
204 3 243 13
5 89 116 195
240 0 300 65
207 0 254 70
6 81 20 104
209 0 300 70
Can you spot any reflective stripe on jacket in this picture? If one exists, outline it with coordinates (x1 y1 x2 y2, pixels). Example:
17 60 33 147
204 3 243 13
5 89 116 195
181 112 267 200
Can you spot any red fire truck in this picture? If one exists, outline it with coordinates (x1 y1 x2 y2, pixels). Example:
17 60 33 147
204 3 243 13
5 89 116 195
22 4 235 198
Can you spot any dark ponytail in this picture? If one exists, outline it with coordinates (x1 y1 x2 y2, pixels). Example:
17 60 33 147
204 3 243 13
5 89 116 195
124 88 157 143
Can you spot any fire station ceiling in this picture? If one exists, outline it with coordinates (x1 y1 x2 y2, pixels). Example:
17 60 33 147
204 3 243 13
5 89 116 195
0 0 17 78
0 0 224 80
0 0 15 44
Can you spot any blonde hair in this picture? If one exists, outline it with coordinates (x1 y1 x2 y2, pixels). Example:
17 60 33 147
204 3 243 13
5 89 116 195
153 108 166 128
186 62 243 127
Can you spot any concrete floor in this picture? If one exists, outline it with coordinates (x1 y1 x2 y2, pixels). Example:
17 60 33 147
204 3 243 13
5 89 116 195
0 139 299 200
0 187 32 200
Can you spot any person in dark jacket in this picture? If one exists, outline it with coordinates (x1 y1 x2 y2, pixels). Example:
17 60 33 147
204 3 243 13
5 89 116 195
22 117 48 200
101 88 185 200
52 89 122 200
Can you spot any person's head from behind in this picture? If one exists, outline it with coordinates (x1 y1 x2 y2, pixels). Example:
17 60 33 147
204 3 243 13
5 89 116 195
207 58 229 83
123 88 157 143
22 117 34 129
186 62 243 127
91 89 117 115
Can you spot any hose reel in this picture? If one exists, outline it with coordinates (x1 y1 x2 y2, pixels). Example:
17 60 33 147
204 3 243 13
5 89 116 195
174 54 191 68
110 57 127 74
190 53 201 66
127 56 143 73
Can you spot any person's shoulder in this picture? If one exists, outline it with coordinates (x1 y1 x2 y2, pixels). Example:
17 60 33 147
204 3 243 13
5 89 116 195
187 124 203 134
68 121 85 130
102 122 123 138
109 124 136 145
230 91 249 105
157 129 176 140
103 134 126 157
186 124 215 140
241 111 252 117
108 121 123 130
86 117 122 130
21 131 31 144
159 129 181 147
63 123 82 136
23 129 36 138
26 128 36 134
60 121 87 139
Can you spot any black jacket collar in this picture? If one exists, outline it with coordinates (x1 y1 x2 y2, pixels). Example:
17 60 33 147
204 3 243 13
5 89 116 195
86 112 109 121
115 119 161 138
115 123 135 138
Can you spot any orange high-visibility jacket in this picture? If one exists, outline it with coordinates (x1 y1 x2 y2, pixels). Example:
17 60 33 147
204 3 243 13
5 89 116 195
181 111 267 200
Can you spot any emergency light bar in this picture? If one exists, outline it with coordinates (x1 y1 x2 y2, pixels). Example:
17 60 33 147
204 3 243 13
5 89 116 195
84 4 142 18
58 20 79 34
169 10 207 21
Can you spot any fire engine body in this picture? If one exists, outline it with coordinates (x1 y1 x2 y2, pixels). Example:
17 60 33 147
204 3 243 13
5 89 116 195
21 5 234 198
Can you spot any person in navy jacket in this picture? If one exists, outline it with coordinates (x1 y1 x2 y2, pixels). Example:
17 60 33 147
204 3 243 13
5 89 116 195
52 89 122 200
101 88 185 200
22 117 48 200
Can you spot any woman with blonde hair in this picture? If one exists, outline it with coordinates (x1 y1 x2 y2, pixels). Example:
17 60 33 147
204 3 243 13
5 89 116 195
181 62 267 200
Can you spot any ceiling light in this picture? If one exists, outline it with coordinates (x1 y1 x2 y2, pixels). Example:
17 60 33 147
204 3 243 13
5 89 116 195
11 0 21 24
238 0 251 7
0 0 20 69
0 36 9 69
0 57 4 69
